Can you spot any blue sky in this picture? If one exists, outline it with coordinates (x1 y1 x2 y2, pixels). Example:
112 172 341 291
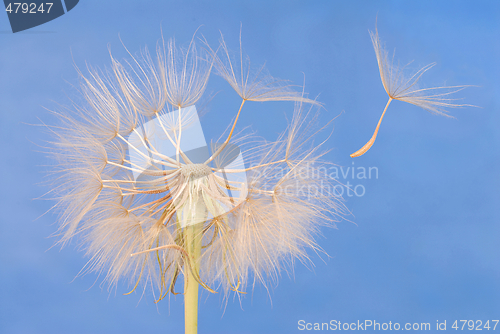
1 1 499 333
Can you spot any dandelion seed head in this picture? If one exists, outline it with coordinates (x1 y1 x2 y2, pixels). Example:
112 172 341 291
46 30 345 301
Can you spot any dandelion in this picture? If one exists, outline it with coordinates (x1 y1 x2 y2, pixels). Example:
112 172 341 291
350 26 471 157
47 32 345 334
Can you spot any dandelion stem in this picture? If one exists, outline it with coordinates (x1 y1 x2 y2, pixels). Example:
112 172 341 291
184 221 202 334
350 97 392 158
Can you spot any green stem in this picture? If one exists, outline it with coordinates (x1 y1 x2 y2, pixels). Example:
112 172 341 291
184 221 202 334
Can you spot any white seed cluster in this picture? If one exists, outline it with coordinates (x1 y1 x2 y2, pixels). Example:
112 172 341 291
181 163 212 179
48 31 346 301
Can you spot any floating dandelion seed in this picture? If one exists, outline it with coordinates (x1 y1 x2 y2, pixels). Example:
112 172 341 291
46 31 345 334
350 26 472 158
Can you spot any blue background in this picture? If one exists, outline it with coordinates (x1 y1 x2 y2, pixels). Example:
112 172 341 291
1 1 498 333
